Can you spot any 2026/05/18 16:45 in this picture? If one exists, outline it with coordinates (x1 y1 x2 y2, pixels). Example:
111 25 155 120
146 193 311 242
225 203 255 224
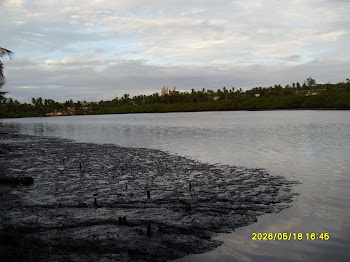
252 232 330 241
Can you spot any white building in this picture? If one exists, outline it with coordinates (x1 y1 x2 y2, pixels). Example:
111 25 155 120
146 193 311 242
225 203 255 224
161 86 168 96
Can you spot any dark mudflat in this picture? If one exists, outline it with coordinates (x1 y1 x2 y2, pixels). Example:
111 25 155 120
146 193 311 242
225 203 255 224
0 128 298 261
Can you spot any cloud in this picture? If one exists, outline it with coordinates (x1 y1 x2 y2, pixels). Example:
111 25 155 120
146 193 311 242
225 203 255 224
251 41 312 57
15 86 40 89
281 55 302 62
3 56 350 103
22 32 46 37
318 31 347 41
1 0 350 102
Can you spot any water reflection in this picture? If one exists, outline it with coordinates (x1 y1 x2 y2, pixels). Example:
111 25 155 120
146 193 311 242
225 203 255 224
3 110 350 262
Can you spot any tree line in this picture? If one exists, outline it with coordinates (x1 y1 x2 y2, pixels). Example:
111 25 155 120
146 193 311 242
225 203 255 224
1 77 350 118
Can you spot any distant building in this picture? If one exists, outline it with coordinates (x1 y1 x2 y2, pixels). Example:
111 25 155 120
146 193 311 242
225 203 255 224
169 87 176 94
161 86 168 96
161 86 177 95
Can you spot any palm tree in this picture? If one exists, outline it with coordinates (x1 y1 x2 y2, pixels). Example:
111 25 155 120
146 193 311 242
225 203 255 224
0 47 13 121
0 47 14 88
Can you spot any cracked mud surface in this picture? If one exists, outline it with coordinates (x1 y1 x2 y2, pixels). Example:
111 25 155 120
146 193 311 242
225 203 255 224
0 129 298 261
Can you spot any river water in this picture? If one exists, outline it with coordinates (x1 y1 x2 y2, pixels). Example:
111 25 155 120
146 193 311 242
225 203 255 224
3 110 350 262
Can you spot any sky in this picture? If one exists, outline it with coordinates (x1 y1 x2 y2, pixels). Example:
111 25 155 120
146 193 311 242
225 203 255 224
1 0 349 103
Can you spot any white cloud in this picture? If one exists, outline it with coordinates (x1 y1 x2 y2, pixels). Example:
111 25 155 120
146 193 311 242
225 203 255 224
16 86 39 89
45 59 58 67
318 31 347 41
22 32 46 37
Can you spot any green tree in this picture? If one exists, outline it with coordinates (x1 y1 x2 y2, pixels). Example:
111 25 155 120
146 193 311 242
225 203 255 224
306 77 316 87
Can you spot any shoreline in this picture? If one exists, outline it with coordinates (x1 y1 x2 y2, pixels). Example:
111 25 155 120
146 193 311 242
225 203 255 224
0 127 299 261
1 107 350 119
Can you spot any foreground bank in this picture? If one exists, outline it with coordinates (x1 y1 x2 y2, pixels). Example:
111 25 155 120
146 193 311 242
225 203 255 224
0 128 298 261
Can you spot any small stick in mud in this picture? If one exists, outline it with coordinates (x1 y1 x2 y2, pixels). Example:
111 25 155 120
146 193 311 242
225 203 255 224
147 190 151 199
94 197 101 208
147 224 152 237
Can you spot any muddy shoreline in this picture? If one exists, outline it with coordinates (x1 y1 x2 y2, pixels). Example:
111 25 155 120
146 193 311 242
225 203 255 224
0 127 298 261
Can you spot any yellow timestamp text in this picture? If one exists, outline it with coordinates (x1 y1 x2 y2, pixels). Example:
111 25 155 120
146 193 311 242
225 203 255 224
252 232 330 241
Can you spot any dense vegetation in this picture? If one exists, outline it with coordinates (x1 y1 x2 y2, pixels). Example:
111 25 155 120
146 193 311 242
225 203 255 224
1 78 350 118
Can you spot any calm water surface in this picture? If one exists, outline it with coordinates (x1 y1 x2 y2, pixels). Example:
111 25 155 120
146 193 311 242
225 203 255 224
3 110 350 262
